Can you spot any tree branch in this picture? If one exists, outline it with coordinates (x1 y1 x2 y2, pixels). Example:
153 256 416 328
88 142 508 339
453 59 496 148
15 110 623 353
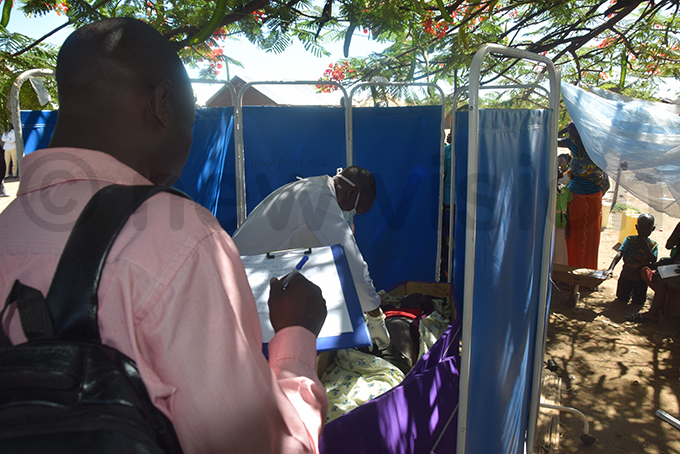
10 21 70 58
530 2 640 60
169 0 270 50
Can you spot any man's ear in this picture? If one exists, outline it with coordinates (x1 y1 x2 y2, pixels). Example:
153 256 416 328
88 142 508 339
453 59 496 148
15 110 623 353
348 186 360 199
147 79 172 128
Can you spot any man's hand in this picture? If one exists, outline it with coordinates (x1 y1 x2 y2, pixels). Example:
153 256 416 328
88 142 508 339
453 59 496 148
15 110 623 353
268 274 327 337
604 269 613 279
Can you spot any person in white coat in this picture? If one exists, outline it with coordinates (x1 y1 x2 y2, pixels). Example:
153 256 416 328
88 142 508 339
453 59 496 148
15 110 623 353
233 166 391 350
2 123 16 178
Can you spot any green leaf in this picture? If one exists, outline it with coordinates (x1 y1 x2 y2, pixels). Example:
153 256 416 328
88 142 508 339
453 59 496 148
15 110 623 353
434 0 453 22
618 52 627 88
406 51 416 80
343 23 356 58
187 0 230 47
458 24 467 50
1 0 12 28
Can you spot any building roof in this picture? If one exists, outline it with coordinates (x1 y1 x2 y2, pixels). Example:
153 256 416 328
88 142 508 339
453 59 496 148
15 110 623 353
204 75 341 107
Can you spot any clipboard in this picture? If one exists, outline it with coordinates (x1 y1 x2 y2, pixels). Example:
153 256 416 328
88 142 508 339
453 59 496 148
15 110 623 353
240 244 371 353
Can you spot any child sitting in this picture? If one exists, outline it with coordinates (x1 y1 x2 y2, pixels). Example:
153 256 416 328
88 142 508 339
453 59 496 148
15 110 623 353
605 213 658 304
626 220 680 322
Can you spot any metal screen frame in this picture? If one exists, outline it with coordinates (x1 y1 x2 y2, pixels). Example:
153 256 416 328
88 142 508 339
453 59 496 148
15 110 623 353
454 44 560 454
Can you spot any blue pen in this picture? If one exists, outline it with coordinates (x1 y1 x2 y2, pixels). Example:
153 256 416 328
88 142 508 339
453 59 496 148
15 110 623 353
281 256 309 290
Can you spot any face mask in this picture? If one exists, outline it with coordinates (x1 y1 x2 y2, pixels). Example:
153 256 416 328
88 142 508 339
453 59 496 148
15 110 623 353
335 170 360 224
342 192 360 223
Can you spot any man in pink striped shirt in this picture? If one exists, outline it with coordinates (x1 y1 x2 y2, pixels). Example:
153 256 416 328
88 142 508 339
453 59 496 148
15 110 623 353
0 18 327 453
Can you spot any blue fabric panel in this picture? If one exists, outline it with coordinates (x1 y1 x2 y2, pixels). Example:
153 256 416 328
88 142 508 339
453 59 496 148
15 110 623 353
21 110 57 154
353 106 441 292
175 107 233 218
19 108 234 223
453 109 552 454
241 106 346 218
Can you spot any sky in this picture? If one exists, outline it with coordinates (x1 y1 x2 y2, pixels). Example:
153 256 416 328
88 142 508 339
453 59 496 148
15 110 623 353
8 5 678 103
6 6 388 105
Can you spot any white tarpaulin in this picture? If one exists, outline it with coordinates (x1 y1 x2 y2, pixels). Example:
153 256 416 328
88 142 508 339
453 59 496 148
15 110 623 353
561 82 680 218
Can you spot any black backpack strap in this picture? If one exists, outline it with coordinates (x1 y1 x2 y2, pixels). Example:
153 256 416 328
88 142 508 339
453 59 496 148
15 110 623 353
46 184 189 342
0 280 55 346
12 280 55 340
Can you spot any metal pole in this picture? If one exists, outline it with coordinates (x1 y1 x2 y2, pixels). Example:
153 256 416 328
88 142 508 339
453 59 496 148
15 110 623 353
540 403 590 434
656 409 680 431
10 69 54 178
609 165 622 213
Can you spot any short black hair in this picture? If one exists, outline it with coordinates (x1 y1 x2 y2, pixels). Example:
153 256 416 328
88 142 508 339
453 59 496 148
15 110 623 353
557 153 571 163
342 166 376 200
637 213 655 228
56 18 188 107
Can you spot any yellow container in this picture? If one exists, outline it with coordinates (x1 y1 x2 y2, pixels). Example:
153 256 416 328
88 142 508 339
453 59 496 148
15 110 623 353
601 202 611 229
618 211 639 244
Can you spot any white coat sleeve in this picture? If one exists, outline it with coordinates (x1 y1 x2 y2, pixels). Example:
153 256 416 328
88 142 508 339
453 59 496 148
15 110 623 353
300 187 381 312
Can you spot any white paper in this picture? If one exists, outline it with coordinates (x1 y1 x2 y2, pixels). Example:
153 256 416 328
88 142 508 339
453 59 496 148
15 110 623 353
658 264 680 280
241 246 355 343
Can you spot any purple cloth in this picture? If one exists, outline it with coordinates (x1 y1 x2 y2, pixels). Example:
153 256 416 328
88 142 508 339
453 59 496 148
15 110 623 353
319 317 461 454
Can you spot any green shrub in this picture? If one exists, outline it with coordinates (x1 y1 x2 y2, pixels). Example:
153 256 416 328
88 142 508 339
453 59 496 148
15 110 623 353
611 203 641 214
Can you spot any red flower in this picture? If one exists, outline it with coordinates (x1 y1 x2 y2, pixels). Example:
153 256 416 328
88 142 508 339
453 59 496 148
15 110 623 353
251 9 265 23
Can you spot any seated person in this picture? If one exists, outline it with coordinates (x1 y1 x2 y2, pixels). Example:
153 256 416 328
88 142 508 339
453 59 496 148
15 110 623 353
627 220 680 322
658 220 680 266
233 166 391 350
605 213 658 304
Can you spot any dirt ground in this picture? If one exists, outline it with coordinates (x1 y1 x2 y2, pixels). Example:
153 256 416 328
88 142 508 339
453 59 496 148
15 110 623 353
547 188 680 454
0 178 18 211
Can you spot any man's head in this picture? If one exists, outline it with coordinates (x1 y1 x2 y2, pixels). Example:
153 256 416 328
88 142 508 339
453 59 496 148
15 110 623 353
333 166 377 217
49 18 195 185
636 213 655 238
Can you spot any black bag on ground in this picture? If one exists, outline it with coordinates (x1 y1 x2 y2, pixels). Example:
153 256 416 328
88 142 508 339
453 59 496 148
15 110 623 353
0 185 187 454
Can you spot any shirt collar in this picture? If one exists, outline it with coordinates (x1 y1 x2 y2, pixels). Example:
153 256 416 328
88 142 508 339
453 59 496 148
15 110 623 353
18 148 153 196
323 174 336 197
